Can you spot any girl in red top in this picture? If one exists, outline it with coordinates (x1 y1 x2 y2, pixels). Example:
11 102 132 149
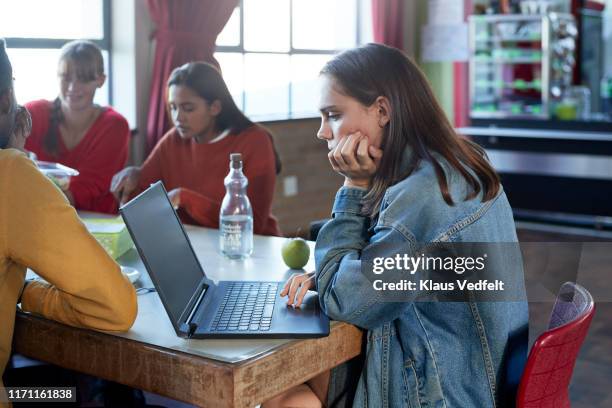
25 40 130 214
111 62 281 236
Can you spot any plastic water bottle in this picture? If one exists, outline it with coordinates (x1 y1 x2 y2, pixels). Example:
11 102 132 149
219 153 253 259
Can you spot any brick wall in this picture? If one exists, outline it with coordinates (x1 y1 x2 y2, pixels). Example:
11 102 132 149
265 118 343 237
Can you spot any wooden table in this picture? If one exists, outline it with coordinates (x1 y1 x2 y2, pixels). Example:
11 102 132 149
13 226 363 407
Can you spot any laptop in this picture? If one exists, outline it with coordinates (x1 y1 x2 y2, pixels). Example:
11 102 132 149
120 181 329 339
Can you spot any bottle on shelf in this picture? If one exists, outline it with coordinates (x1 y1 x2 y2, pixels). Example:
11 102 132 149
601 74 612 119
219 153 253 259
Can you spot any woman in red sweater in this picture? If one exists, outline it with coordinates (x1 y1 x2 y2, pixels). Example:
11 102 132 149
111 62 281 236
25 40 130 214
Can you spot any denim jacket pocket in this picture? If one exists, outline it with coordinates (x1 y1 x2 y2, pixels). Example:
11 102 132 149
401 352 447 408
402 359 422 408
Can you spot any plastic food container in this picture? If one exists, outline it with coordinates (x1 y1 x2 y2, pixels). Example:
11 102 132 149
36 161 79 190
120 266 140 284
82 217 134 260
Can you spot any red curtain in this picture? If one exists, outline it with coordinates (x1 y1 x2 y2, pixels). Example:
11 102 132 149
146 0 238 151
454 0 472 128
371 0 404 49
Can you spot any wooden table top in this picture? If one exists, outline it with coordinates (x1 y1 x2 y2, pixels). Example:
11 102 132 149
14 225 363 407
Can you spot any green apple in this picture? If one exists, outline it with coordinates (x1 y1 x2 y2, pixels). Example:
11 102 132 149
281 237 310 269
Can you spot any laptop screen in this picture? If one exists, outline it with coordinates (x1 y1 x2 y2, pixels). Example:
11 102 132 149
120 181 206 326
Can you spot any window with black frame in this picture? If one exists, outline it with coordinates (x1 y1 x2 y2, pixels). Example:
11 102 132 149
0 0 111 106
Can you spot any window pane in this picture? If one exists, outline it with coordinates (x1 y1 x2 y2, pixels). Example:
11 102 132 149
359 0 374 44
216 6 240 47
0 0 104 39
290 54 332 116
244 0 290 52
7 48 109 106
215 52 244 110
292 0 356 50
244 53 289 119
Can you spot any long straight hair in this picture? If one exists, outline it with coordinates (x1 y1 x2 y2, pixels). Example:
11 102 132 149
43 40 105 157
167 62 281 174
321 43 500 215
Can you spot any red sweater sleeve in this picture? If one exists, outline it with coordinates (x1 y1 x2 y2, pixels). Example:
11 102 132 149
24 100 52 156
178 188 221 228
134 130 170 196
69 112 129 211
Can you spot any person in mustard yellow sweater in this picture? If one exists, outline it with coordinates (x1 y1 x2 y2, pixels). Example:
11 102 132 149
0 39 137 407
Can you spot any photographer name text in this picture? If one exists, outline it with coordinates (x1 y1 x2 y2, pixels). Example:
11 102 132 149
373 279 505 291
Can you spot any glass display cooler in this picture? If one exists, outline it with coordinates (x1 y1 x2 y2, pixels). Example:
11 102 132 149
469 13 577 119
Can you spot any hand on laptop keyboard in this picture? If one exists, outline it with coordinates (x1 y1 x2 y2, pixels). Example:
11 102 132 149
281 271 316 308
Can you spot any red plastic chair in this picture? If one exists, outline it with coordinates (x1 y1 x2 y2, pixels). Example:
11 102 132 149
516 282 596 408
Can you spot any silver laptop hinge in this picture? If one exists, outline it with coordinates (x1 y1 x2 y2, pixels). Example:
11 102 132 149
185 286 207 337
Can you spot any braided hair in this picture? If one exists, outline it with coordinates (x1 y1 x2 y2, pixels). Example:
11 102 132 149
43 40 104 156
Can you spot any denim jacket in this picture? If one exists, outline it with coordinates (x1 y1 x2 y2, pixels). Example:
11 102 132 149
315 152 529 408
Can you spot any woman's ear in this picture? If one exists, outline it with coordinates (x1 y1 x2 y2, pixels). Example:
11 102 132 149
96 74 107 89
210 100 222 117
375 96 391 128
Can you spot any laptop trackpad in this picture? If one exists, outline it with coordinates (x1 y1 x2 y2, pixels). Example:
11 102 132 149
277 291 321 320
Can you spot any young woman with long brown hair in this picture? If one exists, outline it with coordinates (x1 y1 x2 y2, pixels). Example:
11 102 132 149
24 40 130 213
268 43 528 407
111 62 281 236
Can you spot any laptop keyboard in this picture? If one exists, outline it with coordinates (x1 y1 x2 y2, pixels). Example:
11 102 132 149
210 282 279 332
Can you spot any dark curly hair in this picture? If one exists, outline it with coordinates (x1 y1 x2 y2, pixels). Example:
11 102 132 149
0 38 15 149
0 39 12 94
